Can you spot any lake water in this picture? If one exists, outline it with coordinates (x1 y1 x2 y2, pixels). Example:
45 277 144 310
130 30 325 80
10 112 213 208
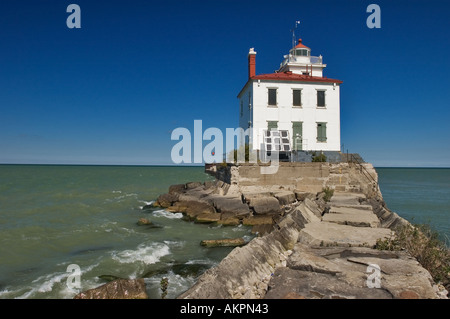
0 165 448 299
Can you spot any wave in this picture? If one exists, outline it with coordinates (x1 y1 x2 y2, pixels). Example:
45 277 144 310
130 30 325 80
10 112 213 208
152 209 183 219
9 263 100 299
111 242 170 265
137 200 154 209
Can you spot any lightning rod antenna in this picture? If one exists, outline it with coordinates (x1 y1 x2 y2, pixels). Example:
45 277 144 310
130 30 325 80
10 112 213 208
291 20 301 49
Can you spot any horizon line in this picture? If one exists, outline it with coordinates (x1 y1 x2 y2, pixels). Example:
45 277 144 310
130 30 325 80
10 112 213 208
0 163 449 169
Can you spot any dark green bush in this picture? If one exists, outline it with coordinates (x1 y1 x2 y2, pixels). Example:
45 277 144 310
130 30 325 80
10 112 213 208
312 152 327 162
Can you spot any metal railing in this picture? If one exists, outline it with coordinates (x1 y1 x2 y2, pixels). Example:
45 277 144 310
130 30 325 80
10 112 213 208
347 153 379 188
280 55 323 68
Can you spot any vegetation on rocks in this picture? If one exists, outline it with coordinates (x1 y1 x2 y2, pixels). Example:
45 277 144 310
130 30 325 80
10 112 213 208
322 187 334 202
312 152 327 162
160 277 168 299
376 223 450 290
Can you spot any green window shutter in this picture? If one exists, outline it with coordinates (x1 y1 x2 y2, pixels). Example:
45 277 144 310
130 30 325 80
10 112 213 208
317 90 325 107
268 89 277 106
268 121 278 131
317 123 327 142
292 122 303 150
293 90 301 106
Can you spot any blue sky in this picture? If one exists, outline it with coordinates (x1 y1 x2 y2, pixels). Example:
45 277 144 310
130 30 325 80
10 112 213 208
0 0 449 167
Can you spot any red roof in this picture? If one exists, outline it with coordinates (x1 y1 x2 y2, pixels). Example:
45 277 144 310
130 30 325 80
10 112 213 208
252 72 343 84
295 39 310 49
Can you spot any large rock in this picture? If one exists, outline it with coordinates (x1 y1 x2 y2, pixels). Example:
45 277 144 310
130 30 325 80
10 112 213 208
247 196 281 215
216 216 240 226
329 192 366 206
242 216 274 226
264 267 392 299
294 191 315 202
74 279 148 299
195 213 221 223
273 191 296 206
167 200 215 219
169 183 186 195
154 193 178 208
265 244 439 299
322 206 381 228
303 198 323 218
209 196 250 218
200 238 246 247
298 222 393 247
136 218 153 226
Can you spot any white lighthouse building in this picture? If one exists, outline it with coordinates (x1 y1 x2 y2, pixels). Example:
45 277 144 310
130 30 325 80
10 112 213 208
237 38 343 157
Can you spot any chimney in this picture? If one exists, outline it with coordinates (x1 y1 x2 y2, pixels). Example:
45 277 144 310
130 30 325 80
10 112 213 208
248 48 257 79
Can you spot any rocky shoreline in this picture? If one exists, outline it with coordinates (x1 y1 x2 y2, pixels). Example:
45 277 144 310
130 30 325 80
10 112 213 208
75 163 449 299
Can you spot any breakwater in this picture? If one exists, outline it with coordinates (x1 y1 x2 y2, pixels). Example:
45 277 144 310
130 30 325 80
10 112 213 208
75 162 449 299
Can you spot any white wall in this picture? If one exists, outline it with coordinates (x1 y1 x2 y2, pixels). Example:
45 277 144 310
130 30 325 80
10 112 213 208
245 80 341 152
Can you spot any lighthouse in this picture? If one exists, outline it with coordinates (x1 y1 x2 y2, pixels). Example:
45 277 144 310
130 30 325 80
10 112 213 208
237 38 343 159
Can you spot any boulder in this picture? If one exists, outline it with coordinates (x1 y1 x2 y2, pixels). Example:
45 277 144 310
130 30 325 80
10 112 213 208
274 244 439 299
251 224 274 236
294 191 315 202
169 184 186 194
136 218 153 226
98 275 124 282
247 196 281 215
217 216 240 226
242 216 274 226
298 222 393 247
142 203 154 210
264 267 392 299
273 191 296 206
200 238 246 248
74 279 148 299
303 198 323 218
195 213 221 223
322 206 381 228
154 193 178 208
186 182 203 189
210 196 250 218
167 200 215 220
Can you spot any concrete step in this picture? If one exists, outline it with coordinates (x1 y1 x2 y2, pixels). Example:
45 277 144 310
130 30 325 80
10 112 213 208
298 222 393 247
323 206 380 228
329 192 366 206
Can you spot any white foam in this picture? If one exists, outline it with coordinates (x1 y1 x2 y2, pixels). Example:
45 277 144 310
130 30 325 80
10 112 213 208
111 242 170 265
0 288 12 298
152 209 183 219
15 262 100 299
139 200 154 206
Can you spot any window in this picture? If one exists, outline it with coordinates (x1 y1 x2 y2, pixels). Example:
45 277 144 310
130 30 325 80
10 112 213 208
293 89 302 107
317 123 327 142
317 90 326 107
267 121 278 131
248 92 252 109
295 49 309 57
268 88 277 106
